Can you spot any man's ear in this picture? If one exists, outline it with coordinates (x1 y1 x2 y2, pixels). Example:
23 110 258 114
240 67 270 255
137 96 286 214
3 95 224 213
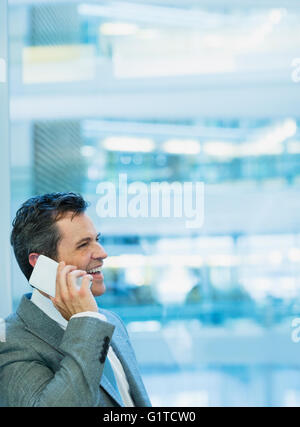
29 253 40 268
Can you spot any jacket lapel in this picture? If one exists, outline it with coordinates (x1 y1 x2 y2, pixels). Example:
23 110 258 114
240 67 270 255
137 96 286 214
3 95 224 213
17 293 65 354
100 370 123 407
102 310 151 407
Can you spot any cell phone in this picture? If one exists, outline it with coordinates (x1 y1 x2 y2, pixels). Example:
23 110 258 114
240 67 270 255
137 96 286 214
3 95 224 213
28 255 92 298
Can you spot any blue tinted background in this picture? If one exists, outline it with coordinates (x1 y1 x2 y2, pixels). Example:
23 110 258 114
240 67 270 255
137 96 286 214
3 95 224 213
7 0 300 406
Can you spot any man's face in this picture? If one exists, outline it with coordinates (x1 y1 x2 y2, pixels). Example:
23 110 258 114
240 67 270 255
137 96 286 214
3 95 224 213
55 212 108 297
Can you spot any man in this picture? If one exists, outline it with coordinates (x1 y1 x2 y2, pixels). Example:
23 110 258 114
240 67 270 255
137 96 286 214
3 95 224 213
0 192 151 407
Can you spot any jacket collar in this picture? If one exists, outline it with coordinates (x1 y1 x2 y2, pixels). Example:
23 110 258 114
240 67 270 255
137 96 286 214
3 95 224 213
17 293 65 355
31 288 68 329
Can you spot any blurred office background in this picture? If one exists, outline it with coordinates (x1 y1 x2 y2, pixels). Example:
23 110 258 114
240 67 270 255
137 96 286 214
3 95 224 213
2 0 300 406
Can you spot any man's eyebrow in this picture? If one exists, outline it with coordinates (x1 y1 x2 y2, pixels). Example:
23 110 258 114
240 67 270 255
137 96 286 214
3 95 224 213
75 232 101 247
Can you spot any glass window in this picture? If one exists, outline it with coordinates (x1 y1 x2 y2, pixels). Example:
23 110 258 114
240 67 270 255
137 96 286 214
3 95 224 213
8 0 300 406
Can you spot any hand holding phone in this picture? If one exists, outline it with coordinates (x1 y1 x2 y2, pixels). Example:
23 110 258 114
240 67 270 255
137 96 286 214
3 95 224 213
29 255 92 298
29 255 98 320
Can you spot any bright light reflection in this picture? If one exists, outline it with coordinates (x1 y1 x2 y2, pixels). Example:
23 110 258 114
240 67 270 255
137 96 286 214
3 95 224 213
163 139 201 155
156 267 195 305
242 276 297 300
268 251 283 265
81 145 96 157
203 119 297 158
102 136 154 152
288 248 300 262
127 321 161 333
287 141 300 154
203 141 236 158
105 254 203 268
100 22 138 36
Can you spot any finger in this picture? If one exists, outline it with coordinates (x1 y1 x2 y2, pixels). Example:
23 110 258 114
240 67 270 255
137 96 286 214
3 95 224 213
55 261 65 297
79 274 93 293
66 269 88 293
49 295 60 310
56 264 77 298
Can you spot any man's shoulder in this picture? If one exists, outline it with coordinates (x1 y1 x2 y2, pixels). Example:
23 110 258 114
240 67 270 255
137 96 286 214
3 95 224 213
3 311 26 337
98 308 129 336
2 294 33 338
1 293 51 350
99 307 123 325
0 310 37 358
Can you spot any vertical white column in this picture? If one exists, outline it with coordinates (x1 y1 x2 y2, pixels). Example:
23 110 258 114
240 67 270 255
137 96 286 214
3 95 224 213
0 0 13 318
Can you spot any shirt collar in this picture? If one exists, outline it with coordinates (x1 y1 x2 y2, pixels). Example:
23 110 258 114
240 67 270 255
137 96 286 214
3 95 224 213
31 288 68 330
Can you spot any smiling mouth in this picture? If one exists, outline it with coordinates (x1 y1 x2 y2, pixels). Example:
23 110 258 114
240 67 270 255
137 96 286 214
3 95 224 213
86 266 103 275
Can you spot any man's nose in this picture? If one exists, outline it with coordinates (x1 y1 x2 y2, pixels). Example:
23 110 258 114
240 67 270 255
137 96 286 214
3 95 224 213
92 243 108 260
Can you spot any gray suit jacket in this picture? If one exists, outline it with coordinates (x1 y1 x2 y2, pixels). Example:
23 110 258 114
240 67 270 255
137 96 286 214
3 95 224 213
0 293 151 407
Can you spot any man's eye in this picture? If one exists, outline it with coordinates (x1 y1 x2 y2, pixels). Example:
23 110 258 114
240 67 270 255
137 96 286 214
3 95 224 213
78 242 88 248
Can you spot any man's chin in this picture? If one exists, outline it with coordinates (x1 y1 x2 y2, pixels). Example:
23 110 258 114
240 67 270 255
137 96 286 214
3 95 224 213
91 280 106 297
